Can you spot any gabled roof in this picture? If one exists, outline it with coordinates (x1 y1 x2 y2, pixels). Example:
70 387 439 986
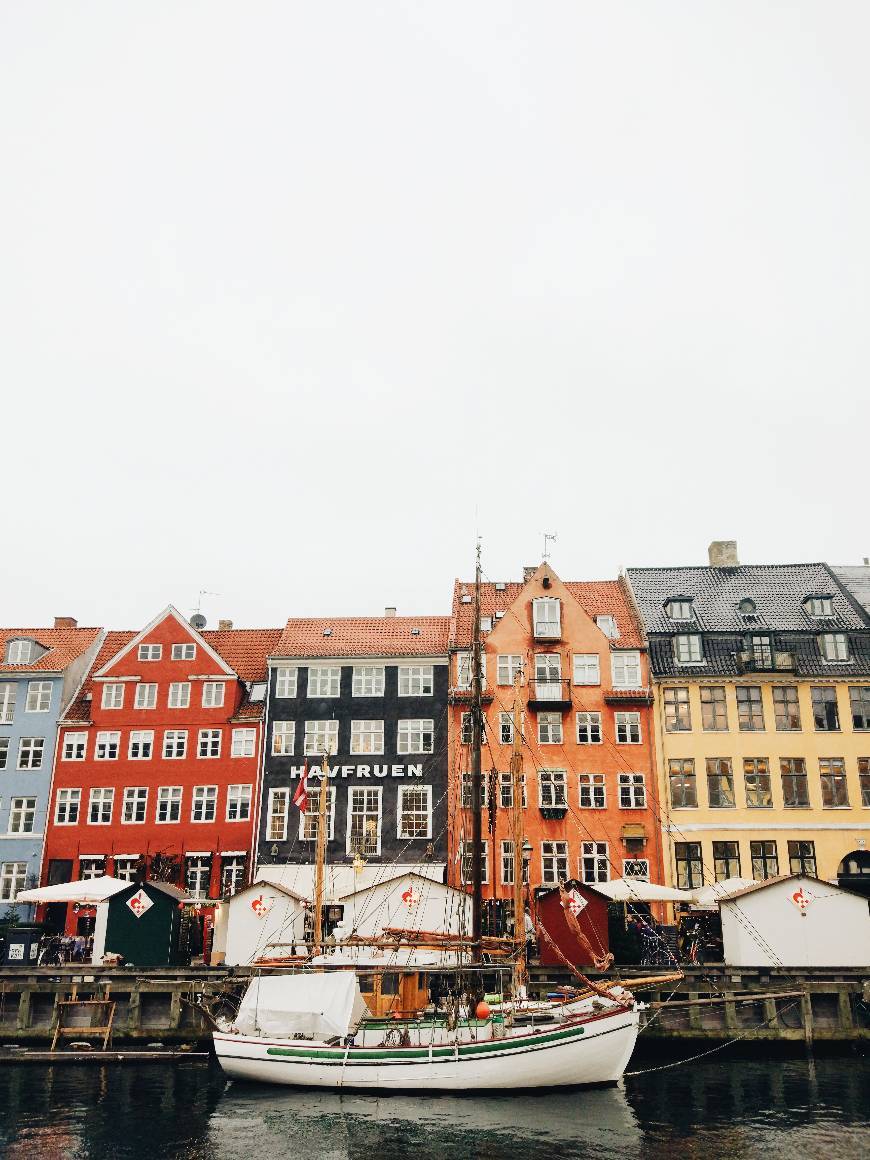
274 616 450 659
448 568 645 649
338 870 461 901
63 631 137 722
0 626 102 674
720 872 866 903
231 878 308 904
627 563 869 633
96 605 237 678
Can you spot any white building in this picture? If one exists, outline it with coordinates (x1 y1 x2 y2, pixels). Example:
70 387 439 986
212 880 308 967
720 873 870 968
338 871 471 939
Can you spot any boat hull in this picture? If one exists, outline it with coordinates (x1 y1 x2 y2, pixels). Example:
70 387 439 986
214 1006 639 1091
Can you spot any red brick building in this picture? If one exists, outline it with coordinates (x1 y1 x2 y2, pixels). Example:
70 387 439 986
41 606 279 933
447 563 665 920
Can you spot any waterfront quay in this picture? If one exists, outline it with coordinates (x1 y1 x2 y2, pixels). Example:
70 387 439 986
0 964 866 1049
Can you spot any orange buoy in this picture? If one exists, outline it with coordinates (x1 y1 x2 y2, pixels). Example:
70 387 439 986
475 1000 491 1020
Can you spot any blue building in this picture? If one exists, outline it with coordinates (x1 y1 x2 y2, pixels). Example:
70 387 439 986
0 620 103 919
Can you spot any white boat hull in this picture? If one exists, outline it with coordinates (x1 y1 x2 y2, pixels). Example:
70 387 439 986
214 1005 639 1091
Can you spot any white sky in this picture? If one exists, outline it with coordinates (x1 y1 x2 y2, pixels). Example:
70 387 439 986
2 3 868 630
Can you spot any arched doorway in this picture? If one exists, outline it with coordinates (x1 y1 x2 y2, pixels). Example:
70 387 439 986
837 849 870 897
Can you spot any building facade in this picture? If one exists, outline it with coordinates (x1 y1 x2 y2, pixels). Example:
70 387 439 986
447 563 665 918
627 543 870 894
255 613 451 899
42 607 278 932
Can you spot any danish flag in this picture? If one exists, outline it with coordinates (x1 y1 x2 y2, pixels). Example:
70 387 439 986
292 759 310 813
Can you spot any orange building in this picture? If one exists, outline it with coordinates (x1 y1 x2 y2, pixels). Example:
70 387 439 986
447 563 665 925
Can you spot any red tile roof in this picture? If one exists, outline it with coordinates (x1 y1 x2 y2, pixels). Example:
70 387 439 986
0 626 103 674
63 631 137 722
449 574 645 649
276 616 451 658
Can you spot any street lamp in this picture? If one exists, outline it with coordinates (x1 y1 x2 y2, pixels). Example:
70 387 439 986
521 838 533 884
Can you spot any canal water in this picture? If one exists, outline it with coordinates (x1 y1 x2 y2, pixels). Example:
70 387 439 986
0 1055 866 1159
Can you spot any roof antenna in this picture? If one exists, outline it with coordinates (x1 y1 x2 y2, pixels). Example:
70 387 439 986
542 532 557 563
192 590 220 615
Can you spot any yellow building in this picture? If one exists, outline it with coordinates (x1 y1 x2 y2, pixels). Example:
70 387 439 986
627 544 870 894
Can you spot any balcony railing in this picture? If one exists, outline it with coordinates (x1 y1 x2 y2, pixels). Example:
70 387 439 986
603 684 654 704
528 678 572 709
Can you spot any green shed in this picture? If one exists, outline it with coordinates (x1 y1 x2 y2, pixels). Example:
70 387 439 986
103 881 188 966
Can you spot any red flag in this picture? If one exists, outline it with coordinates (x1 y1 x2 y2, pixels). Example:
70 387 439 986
292 760 309 813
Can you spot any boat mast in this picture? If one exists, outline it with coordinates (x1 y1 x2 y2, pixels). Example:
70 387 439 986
470 540 484 963
510 668 527 992
312 752 330 954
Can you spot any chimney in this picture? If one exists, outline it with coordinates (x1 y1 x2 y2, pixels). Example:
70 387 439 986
385 606 397 618
523 566 537 583
218 619 233 630
708 541 739 568
54 616 78 629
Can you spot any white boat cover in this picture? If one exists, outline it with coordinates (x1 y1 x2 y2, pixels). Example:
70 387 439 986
234 972 369 1041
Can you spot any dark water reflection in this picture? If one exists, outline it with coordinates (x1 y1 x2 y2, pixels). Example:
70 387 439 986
0 1054 867 1159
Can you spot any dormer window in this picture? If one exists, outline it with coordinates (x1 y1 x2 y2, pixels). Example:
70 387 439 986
674 634 703 664
666 599 693 622
819 633 849 662
738 598 757 617
533 598 561 640
4 639 35 665
480 617 493 633
805 595 833 619
596 615 619 640
749 634 772 668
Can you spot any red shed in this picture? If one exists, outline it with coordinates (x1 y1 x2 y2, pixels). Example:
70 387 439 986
535 879 611 969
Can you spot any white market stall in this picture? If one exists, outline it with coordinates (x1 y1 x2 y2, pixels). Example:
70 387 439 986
337 871 471 940
15 876 129 964
213 880 309 966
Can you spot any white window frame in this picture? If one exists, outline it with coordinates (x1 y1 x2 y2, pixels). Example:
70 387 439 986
398 665 434 696
94 731 120 761
122 786 148 824
272 721 296 756
0 738 7 770
611 651 642 689
275 667 298 698
138 644 162 661
615 711 642 744
163 730 188 759
78 856 106 880
171 643 196 661
299 785 336 841
573 654 600 685
231 728 256 758
185 854 211 899
456 652 487 689
460 771 490 809
579 773 606 809
623 859 650 881
156 786 182 824
346 786 383 856
26 680 53 713
533 597 561 639
308 666 341 698
819 633 849 662
397 719 434 754
101 683 125 710
17 736 45 769
805 596 833 618
459 840 489 886
128 730 154 760
135 683 157 709
499 711 520 745
666 600 693 621
500 839 515 885
576 712 602 744
198 728 221 758
0 682 16 724
541 840 569 885
498 770 526 809
537 712 563 745
581 841 610 884
674 634 703 664
352 665 385 697
202 681 225 708
8 796 37 835
0 862 28 902
62 732 87 761
5 640 33 664
55 787 81 825
350 720 384 755
168 682 191 708
226 784 252 822
191 785 218 823
304 720 339 757
596 615 619 639
618 772 647 809
539 769 567 808
397 784 432 839
497 655 523 686
88 787 114 825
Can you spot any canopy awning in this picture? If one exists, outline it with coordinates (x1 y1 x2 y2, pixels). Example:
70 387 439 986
15 875 129 904
595 878 694 903
692 878 758 908
234 971 368 1041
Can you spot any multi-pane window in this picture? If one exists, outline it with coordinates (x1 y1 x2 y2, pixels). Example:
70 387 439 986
668 759 697 808
581 841 609 884
805 596 832 618
231 728 256 757
26 680 53 712
122 787 148 823
541 841 569 885
163 730 187 759
202 681 225 708
352 666 384 697
135 683 157 709
751 840 779 880
220 856 247 898
157 786 182 823
674 634 703 664
198 729 221 758
0 739 7 770
749 635 773 668
700 686 728 731
533 598 561 639
272 721 296 755
114 857 139 883
304 720 339 756
16 737 44 770
460 712 474 745
713 841 741 881
618 773 646 808
299 787 336 841
706 758 735 808
192 785 218 823
62 732 86 761
615 712 641 744
398 666 433 696
780 758 810 807
736 686 764 731
55 788 81 825
537 712 563 744
499 712 517 745
788 840 816 876
456 652 487 689
397 719 434 754
596 615 619 639
811 687 840 731
499 770 526 808
101 683 124 710
128 731 153 760
0 683 16 723
500 839 515 885
664 687 691 731
674 842 703 891
226 784 252 821
351 720 384 755
579 773 606 808
819 758 849 807
168 682 191 709
819 633 849 662
5 640 33 664
171 643 196 661
8 797 36 834
666 599 693 621
275 667 298 698
850 687 870 731
534 653 562 700
94 732 120 761
625 860 652 881
138 644 162 661
78 856 106 880
573 654 600 685
460 772 489 809
460 841 489 885
576 712 602 744
398 786 432 839
308 666 341 697
859 757 870 807
0 863 27 902
539 769 567 808
773 686 800 731
347 788 382 856
185 855 211 899
497 655 523 686
88 788 114 825
611 651 642 689
743 758 772 807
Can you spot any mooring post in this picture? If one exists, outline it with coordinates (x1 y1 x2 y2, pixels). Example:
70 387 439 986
801 991 814 1052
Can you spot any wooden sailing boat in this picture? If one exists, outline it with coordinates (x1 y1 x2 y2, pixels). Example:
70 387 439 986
212 547 641 1090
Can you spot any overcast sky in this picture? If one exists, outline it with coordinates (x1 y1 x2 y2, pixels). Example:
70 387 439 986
2 3 868 630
